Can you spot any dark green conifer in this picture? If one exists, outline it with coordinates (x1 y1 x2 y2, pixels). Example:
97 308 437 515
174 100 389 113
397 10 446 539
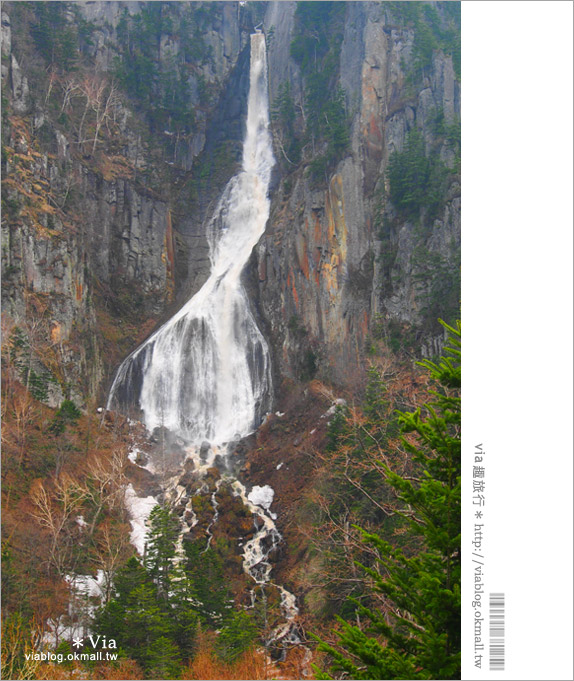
146 636 182 680
183 540 230 627
145 504 180 598
316 320 461 680
94 559 175 672
168 563 200 659
215 610 258 663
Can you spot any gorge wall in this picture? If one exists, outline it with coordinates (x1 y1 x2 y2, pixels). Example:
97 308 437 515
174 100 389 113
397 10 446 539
1 1 460 406
259 1 460 385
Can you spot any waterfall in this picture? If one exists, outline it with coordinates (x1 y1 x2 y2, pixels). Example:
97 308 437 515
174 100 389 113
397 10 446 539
109 33 304 663
107 32 274 449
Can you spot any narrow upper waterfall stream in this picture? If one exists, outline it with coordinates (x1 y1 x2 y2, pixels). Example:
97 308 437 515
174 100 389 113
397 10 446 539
108 31 273 448
107 32 304 662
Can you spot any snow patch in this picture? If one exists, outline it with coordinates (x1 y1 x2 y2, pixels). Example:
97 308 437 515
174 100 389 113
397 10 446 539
124 484 158 554
128 447 156 474
276 462 284 470
65 571 106 604
248 484 275 511
44 571 107 646
321 398 347 419
127 448 139 465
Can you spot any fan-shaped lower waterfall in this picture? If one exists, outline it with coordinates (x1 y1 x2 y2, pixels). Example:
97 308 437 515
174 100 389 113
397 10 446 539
107 31 273 450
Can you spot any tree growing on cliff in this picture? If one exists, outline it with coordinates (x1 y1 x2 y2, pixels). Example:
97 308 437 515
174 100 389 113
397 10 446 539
387 129 448 221
315 320 461 680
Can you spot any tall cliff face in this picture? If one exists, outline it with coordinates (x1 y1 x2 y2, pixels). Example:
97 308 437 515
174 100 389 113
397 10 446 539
1 1 460 406
258 1 460 383
1 1 253 405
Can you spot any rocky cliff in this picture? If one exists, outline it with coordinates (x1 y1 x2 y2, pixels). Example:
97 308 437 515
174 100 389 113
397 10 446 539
259 1 460 384
1 1 254 405
1 1 460 406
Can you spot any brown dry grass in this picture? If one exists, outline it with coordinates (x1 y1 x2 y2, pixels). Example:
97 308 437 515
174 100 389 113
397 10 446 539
183 648 269 680
36 659 144 680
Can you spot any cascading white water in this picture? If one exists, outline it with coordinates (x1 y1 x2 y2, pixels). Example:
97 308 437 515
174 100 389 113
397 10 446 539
107 32 274 448
112 33 305 662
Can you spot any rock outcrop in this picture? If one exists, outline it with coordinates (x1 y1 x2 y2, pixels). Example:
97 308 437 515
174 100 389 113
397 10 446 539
1 1 253 403
258 1 460 381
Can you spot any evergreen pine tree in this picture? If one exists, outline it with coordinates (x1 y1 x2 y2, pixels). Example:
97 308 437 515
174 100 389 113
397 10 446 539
168 563 200 659
145 504 180 598
94 560 175 671
146 636 182 680
125 583 175 648
113 555 149 599
95 556 149 645
315 320 461 680
183 540 230 627
95 514 199 672
215 610 258 663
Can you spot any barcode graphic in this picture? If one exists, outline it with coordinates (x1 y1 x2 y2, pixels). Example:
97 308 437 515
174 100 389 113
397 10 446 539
489 592 505 671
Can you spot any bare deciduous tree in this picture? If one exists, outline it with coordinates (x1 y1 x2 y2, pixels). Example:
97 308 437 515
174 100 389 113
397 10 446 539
83 447 127 536
73 75 121 154
30 474 86 575
93 521 132 604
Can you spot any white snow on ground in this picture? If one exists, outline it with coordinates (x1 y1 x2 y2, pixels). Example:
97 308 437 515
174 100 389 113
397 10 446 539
127 447 156 474
44 571 108 646
44 620 83 647
65 571 106 606
321 398 347 419
124 483 158 554
248 484 275 511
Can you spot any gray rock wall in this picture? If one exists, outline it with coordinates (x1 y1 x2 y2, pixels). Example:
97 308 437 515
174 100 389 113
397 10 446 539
1 1 251 404
257 1 460 380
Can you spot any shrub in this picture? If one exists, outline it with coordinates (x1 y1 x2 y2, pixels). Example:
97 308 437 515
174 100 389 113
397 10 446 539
49 399 81 434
